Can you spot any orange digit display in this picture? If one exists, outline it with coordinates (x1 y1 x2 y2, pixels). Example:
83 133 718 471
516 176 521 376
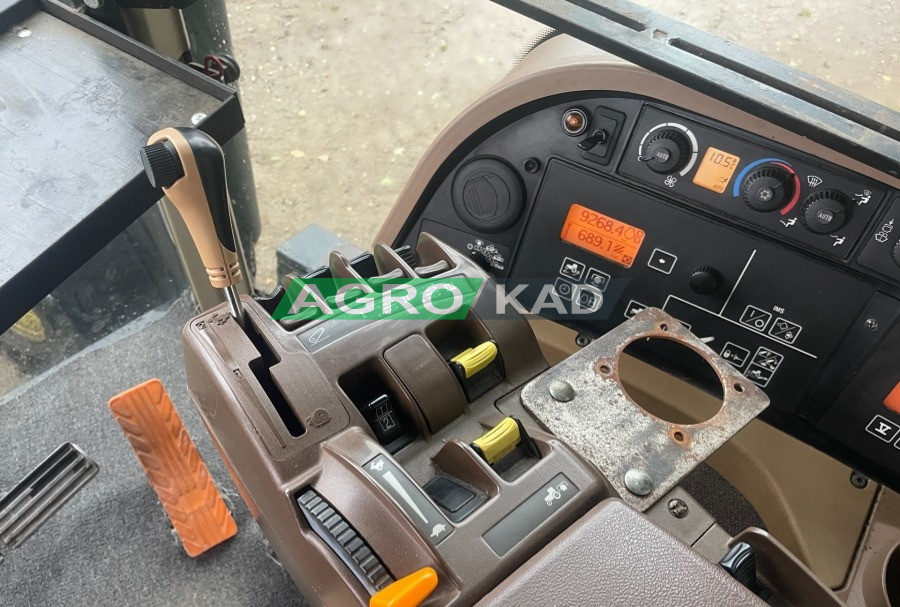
560 203 645 268
693 147 741 193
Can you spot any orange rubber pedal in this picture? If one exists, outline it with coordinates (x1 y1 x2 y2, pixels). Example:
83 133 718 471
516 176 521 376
109 378 237 557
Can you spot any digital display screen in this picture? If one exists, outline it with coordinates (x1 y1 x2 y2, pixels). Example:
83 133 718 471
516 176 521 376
560 203 645 268
692 147 741 193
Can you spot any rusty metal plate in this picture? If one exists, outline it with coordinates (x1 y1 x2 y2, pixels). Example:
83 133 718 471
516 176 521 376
521 307 769 511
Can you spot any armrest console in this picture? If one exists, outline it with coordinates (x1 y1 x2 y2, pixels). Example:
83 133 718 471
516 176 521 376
478 499 767 607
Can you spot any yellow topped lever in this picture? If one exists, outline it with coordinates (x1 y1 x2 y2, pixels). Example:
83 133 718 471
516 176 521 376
140 127 244 324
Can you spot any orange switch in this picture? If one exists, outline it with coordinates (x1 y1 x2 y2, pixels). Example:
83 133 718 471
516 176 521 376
885 381 900 414
369 567 438 607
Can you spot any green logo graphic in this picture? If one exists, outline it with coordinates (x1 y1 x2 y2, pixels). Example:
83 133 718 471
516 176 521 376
272 277 484 322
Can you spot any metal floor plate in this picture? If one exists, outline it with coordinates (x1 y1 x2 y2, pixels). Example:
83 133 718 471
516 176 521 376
521 307 769 511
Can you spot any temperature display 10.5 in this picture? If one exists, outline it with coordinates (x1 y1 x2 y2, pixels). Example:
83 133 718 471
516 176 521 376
560 203 645 268
692 146 741 193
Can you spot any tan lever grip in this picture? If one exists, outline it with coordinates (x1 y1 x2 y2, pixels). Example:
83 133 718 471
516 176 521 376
146 128 242 289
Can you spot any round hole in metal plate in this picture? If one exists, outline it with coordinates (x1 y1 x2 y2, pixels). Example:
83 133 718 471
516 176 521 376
619 337 724 424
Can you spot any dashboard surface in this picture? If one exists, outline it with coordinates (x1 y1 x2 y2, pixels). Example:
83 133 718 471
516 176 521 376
393 93 900 489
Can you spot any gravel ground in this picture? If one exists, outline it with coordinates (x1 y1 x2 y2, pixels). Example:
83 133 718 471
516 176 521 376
227 0 899 293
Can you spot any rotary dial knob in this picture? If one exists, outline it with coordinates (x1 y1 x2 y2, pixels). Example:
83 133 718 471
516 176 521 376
741 167 795 212
800 190 851 234
641 129 691 175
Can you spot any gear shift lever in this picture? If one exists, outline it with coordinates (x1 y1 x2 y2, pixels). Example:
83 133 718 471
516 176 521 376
140 127 245 325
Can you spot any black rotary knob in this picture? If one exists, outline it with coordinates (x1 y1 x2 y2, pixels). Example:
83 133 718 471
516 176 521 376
689 266 721 295
742 167 794 212
641 129 691 174
801 190 850 234
892 239 900 268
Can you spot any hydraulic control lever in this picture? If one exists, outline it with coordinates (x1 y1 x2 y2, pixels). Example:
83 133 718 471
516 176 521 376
140 128 245 325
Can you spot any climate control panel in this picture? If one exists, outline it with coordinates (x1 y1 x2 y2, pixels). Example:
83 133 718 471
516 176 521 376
619 107 887 260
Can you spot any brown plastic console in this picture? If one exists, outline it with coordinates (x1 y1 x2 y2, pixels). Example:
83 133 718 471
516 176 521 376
477 498 767 607
181 234 611 606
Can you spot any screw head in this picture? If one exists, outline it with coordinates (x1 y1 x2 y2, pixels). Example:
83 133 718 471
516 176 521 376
624 468 653 496
850 471 869 489
865 318 879 331
667 498 689 518
523 157 541 173
575 334 591 347
191 112 207 125
548 380 575 402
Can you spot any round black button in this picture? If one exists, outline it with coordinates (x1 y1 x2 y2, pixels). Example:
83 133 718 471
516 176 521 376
800 190 850 234
741 167 794 212
451 157 524 233
689 266 721 295
641 129 690 175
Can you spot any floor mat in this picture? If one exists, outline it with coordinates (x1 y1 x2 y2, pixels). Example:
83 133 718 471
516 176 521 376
0 294 305 607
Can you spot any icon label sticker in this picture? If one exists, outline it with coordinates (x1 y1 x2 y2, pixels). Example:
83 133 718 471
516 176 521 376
744 347 784 387
624 300 648 319
575 287 603 312
752 347 784 372
559 257 585 281
553 277 576 301
585 268 611 291
647 248 677 275
720 342 750 368
866 415 900 444
739 305 773 332
769 317 802 344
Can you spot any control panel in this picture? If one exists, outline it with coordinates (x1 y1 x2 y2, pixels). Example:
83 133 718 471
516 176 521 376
394 94 900 488
619 106 887 260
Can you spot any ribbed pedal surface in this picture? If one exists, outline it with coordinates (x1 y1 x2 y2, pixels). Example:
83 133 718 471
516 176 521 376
0 443 98 554
109 379 237 557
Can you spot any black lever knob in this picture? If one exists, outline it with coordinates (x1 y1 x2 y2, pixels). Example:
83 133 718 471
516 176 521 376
719 542 759 593
689 266 721 295
140 140 184 189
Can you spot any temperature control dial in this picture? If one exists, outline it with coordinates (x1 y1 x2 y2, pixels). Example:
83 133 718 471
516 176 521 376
800 190 850 234
641 129 691 175
741 167 795 212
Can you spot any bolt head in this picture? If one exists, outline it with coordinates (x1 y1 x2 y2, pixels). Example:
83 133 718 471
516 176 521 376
548 380 575 402
667 498 689 518
624 468 653 496
191 112 208 125
865 318 879 331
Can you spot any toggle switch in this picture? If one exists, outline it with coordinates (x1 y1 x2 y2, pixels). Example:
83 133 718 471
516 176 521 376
449 340 504 401
471 417 540 466
359 394 406 446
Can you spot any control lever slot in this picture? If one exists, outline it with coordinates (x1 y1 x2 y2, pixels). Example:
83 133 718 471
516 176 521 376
242 314 305 437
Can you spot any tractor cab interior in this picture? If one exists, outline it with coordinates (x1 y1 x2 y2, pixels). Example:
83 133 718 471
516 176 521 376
1 1 900 606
